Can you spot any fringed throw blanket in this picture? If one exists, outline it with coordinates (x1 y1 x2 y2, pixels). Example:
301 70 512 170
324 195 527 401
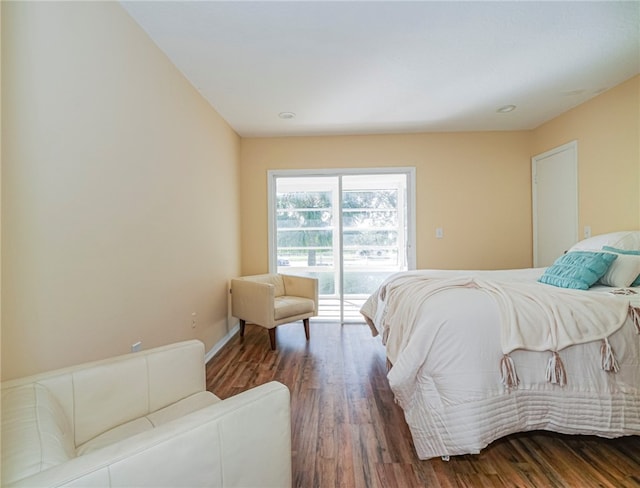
361 273 634 389
631 304 640 333
480 279 631 388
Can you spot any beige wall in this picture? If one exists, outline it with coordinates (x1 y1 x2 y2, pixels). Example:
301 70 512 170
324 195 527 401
1 2 241 380
532 75 640 234
2 2 637 381
240 132 533 273
240 77 639 275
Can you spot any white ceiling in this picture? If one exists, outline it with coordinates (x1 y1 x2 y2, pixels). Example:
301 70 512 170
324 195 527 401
121 1 640 137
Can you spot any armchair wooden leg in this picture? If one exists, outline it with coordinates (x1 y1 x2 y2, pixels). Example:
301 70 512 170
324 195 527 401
268 328 277 350
303 318 310 341
239 319 246 337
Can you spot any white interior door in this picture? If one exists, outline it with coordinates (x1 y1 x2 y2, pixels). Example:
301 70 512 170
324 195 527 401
532 141 579 267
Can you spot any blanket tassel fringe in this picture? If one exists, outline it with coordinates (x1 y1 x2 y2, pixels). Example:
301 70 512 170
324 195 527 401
630 305 640 334
500 354 519 389
600 337 619 373
545 351 566 386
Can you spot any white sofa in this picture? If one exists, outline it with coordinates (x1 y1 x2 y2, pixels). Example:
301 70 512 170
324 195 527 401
1 340 292 487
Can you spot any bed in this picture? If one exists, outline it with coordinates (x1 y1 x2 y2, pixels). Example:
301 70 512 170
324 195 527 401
360 231 640 460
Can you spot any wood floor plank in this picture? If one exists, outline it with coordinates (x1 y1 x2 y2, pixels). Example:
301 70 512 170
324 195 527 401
334 422 357 487
375 462 424 488
206 320 640 487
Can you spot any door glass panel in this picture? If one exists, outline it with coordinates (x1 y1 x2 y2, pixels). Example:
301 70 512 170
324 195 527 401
342 175 407 313
276 177 336 295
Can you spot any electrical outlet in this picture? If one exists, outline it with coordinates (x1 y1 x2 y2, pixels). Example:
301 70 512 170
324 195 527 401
584 226 591 239
131 341 142 353
191 312 197 328
436 227 444 239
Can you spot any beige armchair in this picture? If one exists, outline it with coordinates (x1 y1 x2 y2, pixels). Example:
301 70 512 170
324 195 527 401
231 274 319 350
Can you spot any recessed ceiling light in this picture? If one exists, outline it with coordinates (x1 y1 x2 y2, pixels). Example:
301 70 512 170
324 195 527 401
496 105 516 113
278 112 296 119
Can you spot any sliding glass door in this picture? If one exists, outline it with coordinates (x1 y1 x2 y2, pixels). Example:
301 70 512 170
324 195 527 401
268 169 415 323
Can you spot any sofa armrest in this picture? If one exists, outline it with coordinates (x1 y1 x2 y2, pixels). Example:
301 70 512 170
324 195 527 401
231 279 276 328
8 382 292 488
282 275 318 313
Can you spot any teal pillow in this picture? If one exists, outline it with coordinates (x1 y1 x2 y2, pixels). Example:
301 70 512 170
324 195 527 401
538 251 618 290
602 246 640 286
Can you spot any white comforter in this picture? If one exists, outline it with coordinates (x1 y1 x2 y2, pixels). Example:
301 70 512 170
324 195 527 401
361 268 640 459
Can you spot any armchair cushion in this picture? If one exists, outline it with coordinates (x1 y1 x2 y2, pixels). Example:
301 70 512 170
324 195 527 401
261 274 287 297
274 296 315 320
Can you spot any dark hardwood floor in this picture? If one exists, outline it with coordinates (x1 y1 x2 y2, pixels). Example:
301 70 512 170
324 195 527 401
205 320 640 488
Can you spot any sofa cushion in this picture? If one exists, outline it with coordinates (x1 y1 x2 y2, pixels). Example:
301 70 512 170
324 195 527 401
76 391 220 456
72 356 149 446
146 390 220 427
75 417 153 457
274 296 316 320
71 341 207 447
1 384 75 485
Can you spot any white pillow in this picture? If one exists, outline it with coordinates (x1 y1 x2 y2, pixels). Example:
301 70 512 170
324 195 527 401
599 252 640 287
569 231 640 252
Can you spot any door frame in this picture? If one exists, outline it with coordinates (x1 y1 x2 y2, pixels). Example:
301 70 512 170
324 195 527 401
532 140 579 267
267 168 416 320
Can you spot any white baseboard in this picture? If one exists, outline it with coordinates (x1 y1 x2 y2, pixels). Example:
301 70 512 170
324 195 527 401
204 323 239 364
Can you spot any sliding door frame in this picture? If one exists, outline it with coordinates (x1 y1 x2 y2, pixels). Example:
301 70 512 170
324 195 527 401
267 167 416 321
